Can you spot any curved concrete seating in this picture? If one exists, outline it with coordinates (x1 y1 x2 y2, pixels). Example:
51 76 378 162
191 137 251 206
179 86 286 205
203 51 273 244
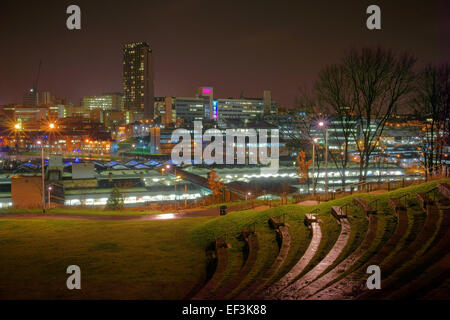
310 200 409 299
416 192 433 211
276 217 351 300
353 197 377 215
302 213 378 299
357 202 442 299
331 206 347 221
377 206 450 299
236 220 291 299
192 237 229 300
263 215 322 298
211 231 259 299
386 252 450 299
437 183 450 199
421 270 450 300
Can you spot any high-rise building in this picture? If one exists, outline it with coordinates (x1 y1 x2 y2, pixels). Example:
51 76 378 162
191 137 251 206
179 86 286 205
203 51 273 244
123 42 155 120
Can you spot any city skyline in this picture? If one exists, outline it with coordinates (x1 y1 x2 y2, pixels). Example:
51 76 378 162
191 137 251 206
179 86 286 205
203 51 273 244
1 0 449 107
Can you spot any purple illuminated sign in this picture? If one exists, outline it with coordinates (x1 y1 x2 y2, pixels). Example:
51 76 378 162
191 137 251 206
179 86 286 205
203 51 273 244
202 88 212 95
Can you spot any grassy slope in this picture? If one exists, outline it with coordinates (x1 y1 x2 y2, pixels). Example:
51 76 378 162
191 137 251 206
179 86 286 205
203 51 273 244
0 217 211 299
0 178 447 299
190 178 450 296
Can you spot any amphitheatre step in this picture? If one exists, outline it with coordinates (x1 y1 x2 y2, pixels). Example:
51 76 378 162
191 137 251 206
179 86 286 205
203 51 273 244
437 182 450 200
192 237 229 300
357 202 442 299
210 230 259 299
421 271 450 300
302 213 378 299
386 252 450 299
235 216 291 299
416 192 434 212
310 198 409 300
276 216 351 300
353 197 378 215
263 213 322 298
377 205 450 299
331 206 347 221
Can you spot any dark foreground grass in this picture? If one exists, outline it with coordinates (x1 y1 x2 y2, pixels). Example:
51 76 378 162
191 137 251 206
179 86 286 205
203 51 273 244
0 217 211 299
0 178 447 299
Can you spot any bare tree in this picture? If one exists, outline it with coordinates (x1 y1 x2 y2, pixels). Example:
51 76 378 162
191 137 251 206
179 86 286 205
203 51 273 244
344 47 416 182
414 63 450 179
315 64 357 188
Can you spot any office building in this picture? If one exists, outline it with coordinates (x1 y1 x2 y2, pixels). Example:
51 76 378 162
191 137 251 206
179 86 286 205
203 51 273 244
123 42 155 120
81 93 123 111
174 97 205 123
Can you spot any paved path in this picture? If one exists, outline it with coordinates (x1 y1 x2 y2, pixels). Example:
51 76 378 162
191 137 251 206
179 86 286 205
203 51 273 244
264 220 322 298
297 200 322 206
276 218 351 300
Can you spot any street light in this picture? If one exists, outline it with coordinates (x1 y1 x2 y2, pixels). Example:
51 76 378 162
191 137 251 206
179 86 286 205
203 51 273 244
48 122 56 154
318 121 329 199
312 138 318 196
37 140 45 213
48 186 52 209
174 175 182 210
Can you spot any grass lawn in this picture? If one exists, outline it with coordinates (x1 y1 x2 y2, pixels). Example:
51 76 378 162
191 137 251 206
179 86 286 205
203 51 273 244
0 178 447 299
0 217 211 299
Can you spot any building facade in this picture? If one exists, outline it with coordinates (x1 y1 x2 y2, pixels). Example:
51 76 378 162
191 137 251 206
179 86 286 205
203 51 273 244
81 93 123 111
123 42 155 120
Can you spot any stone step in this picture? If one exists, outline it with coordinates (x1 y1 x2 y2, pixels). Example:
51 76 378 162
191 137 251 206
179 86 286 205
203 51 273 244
210 231 259 299
276 218 351 300
263 219 322 298
353 197 377 215
377 207 450 299
304 214 378 299
309 203 409 300
192 237 229 300
235 220 291 299
357 203 442 299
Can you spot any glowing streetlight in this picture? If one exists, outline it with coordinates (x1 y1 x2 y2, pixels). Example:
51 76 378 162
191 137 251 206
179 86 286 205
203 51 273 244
312 137 319 196
14 123 22 130
49 123 55 129
48 186 52 208
37 140 45 213
318 121 329 199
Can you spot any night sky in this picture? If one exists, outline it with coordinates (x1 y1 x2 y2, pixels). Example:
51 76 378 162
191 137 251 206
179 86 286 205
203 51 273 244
1 0 448 107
